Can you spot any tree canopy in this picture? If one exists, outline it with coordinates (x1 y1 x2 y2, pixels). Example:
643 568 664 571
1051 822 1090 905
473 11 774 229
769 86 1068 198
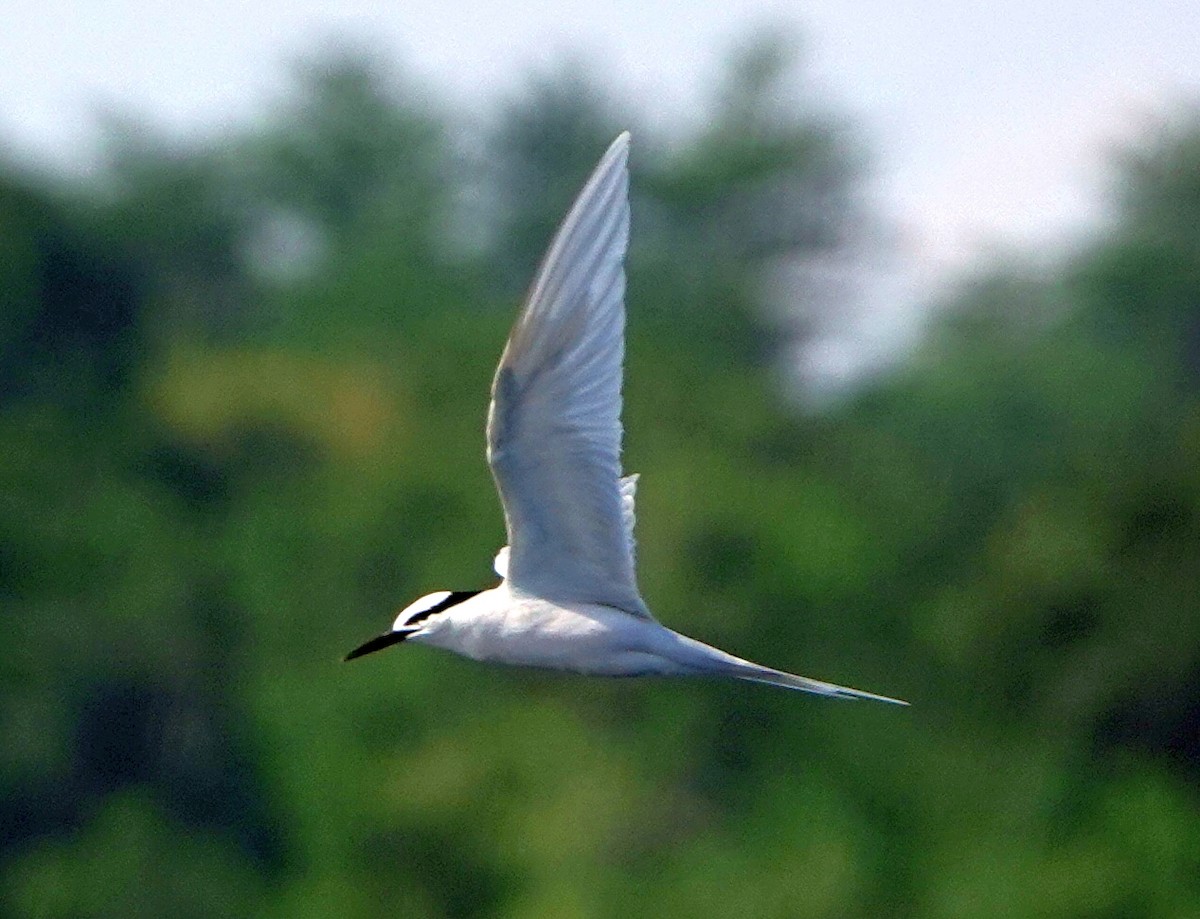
2 44 1198 919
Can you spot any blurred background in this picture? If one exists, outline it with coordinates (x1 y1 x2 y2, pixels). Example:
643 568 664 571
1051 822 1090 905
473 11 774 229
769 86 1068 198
3 3 1200 917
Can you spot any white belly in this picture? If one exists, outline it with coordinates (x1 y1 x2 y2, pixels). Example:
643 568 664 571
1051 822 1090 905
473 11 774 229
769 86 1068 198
415 589 689 677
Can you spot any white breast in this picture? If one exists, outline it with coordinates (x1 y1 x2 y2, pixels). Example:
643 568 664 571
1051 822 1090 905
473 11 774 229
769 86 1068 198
412 585 683 676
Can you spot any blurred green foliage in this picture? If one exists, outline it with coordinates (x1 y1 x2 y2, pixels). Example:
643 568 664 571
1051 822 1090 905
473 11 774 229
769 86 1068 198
2 42 1199 919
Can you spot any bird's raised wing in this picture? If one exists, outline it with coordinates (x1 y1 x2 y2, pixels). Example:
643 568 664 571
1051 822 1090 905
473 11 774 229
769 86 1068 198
486 133 652 619
492 473 639 581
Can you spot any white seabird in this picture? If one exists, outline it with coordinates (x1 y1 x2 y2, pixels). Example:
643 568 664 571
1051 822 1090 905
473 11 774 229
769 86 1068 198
346 133 906 706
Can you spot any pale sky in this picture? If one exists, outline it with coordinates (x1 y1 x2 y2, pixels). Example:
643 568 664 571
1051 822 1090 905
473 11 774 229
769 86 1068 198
4 1 1199 380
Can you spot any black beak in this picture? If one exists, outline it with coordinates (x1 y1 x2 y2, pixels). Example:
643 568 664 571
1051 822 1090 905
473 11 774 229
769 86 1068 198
343 630 411 662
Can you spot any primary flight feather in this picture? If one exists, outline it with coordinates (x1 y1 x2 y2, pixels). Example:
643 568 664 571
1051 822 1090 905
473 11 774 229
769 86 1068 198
345 133 906 706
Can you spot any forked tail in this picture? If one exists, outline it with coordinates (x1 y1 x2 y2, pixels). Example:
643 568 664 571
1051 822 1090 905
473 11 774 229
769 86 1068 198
729 663 908 705
658 629 908 704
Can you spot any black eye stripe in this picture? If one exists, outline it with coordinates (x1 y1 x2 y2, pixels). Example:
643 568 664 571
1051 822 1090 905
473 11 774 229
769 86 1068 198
406 590 482 626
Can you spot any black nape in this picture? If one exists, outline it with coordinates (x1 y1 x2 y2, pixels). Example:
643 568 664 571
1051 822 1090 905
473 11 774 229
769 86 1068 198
406 589 482 627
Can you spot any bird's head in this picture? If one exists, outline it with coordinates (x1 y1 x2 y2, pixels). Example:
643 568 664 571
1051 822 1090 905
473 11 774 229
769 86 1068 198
343 590 481 661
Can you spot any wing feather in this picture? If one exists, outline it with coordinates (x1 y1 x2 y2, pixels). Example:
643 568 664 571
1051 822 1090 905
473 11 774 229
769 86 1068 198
486 133 652 618
493 473 640 585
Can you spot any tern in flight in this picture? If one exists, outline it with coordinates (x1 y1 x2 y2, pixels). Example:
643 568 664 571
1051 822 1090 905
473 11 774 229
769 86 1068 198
345 133 906 705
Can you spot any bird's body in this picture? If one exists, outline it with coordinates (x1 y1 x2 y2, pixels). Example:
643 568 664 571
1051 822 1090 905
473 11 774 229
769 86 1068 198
406 585 903 702
414 587 684 677
345 132 906 706
403 585 902 700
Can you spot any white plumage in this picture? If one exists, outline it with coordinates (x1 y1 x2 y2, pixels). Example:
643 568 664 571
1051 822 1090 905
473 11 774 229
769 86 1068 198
345 133 906 706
